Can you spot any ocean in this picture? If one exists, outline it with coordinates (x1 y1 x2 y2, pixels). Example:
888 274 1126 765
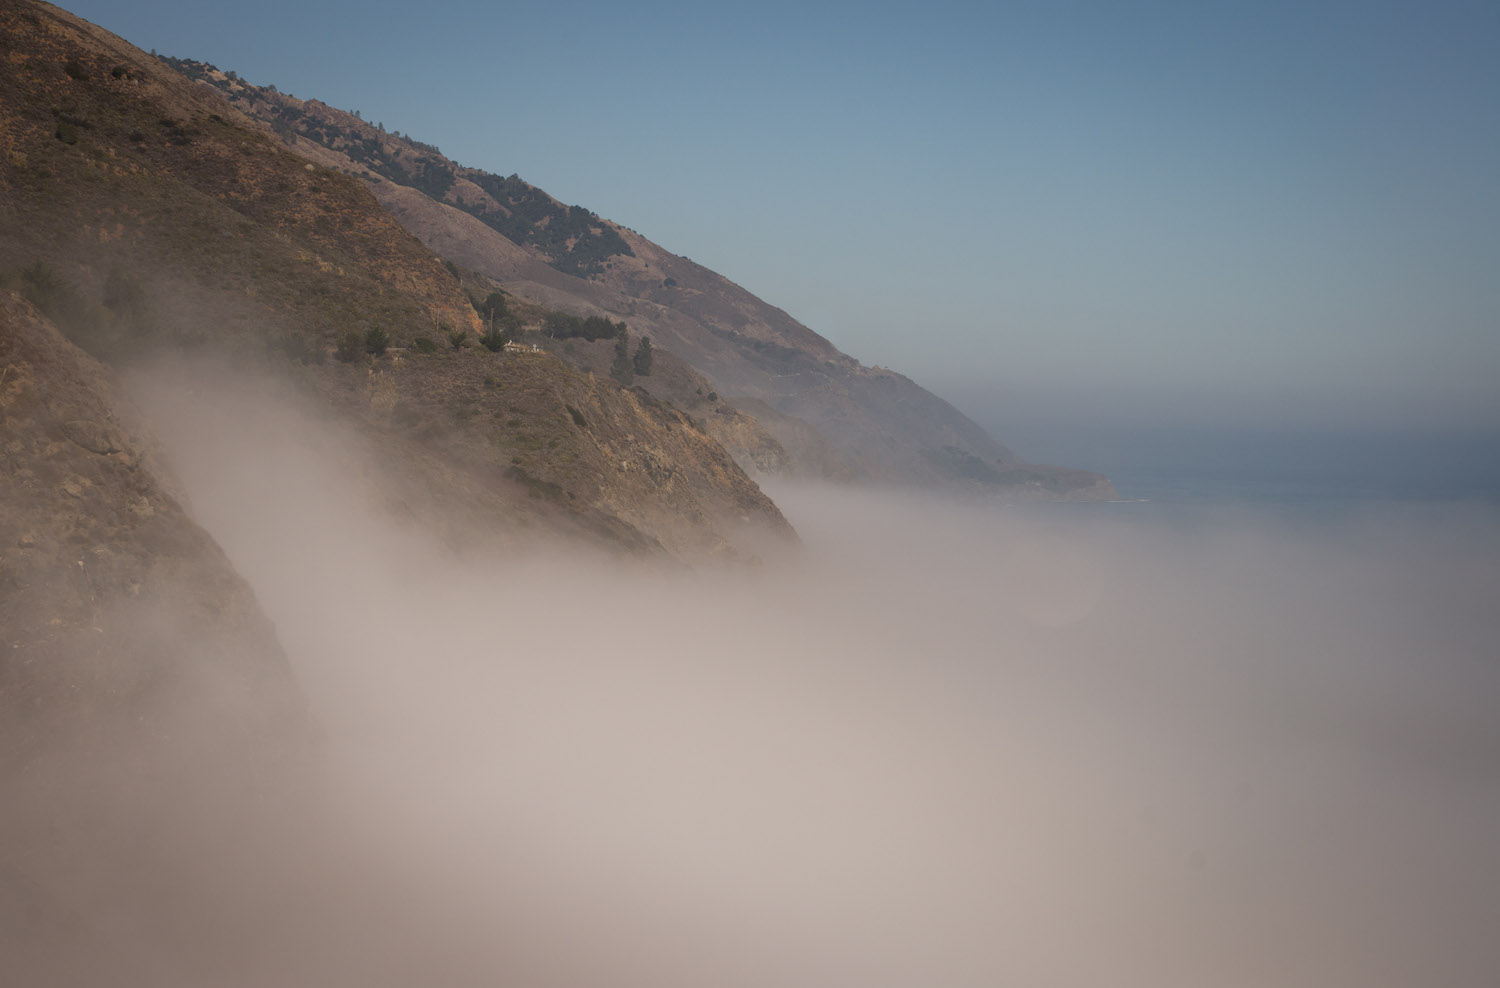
1030 426 1500 517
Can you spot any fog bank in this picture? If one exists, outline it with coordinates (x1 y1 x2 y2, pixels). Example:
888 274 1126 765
69 368 1500 984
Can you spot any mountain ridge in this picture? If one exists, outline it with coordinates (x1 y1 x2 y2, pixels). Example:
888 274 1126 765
163 57 1114 498
0 0 797 564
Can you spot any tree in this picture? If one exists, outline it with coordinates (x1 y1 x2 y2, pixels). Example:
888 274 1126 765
610 334 634 386
632 336 653 376
482 291 508 321
480 326 506 352
363 326 389 356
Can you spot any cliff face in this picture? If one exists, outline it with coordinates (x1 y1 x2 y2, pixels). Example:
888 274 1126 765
0 0 795 561
164 59 1114 498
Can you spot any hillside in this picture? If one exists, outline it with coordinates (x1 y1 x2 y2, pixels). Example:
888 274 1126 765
164 58 1113 497
0 290 306 785
0 292 313 985
0 0 795 562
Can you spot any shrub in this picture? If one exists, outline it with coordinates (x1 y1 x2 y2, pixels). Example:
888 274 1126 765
566 404 587 428
447 328 469 349
542 312 624 341
364 326 389 356
412 335 438 354
480 326 507 352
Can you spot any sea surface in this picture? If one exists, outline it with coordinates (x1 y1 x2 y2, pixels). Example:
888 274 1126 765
1035 426 1500 520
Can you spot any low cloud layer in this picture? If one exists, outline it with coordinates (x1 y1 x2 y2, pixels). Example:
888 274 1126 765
25 366 1500 986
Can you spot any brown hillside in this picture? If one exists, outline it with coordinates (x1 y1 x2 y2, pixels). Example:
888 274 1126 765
0 291 305 772
164 58 1113 497
0 292 313 985
0 0 796 559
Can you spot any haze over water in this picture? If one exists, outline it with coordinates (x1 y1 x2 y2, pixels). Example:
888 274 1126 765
1043 426 1500 516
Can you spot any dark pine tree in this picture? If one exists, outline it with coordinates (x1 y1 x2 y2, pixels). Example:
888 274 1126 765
610 334 635 386
632 335 653 376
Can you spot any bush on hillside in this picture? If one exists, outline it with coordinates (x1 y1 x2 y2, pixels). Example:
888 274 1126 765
543 312 624 341
364 326 389 356
480 326 506 352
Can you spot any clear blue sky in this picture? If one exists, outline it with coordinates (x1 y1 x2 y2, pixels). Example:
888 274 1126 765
69 0 1500 447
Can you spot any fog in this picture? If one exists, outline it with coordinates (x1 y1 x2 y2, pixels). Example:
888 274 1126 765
30 366 1500 985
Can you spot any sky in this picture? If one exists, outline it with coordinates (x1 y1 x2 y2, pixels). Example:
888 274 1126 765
66 0 1500 449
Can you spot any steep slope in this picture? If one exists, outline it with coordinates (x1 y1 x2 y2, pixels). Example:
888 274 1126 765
307 341 796 560
166 60 1113 497
0 292 305 757
522 327 799 477
0 0 794 560
0 293 310 985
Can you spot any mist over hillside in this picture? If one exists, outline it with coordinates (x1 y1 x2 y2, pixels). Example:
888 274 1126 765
9 363 1495 986
0 0 799 564
4 3 1498 985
